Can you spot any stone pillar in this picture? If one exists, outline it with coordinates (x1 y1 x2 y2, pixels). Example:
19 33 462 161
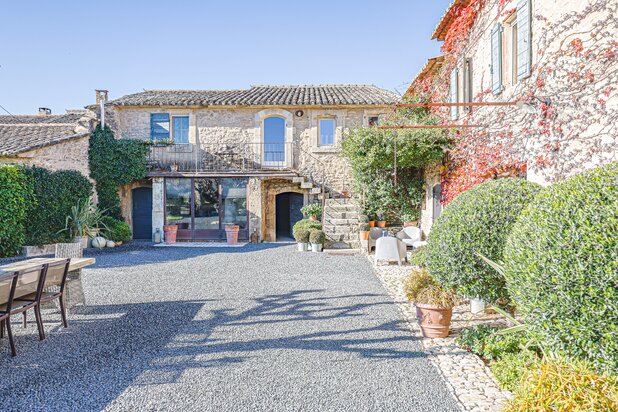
247 178 262 242
152 177 165 240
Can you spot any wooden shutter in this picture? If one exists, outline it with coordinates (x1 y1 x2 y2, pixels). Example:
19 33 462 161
150 113 170 141
491 23 503 95
450 68 459 120
517 0 532 80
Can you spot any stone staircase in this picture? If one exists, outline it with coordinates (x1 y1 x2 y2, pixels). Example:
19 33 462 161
322 198 360 248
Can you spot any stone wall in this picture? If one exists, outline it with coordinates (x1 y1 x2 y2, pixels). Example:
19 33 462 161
111 106 388 193
0 136 91 178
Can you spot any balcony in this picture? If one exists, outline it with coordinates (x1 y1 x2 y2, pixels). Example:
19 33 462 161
146 142 294 176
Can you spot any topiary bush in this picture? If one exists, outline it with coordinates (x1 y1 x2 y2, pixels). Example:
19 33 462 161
0 165 33 257
409 246 427 267
23 167 93 246
308 229 326 245
293 228 310 243
504 163 618 374
292 219 322 239
101 216 132 243
426 178 541 302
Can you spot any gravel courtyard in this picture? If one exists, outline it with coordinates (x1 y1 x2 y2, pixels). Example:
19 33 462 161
0 244 459 411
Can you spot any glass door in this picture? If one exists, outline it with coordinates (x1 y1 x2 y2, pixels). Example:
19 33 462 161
221 178 249 240
165 178 192 240
263 116 286 167
193 178 220 240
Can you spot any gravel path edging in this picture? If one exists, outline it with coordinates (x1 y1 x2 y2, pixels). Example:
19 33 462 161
368 259 511 412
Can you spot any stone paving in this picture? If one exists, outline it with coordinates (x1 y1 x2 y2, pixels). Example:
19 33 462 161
370 259 511 412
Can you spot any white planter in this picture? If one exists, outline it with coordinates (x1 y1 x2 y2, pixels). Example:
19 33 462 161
91 236 107 249
74 236 89 249
106 240 116 248
470 298 486 315
297 242 309 252
311 243 323 252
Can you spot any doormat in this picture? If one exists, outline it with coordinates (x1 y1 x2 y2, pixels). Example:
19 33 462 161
154 242 248 248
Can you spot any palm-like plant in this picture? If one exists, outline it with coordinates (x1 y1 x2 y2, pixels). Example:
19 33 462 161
59 196 108 240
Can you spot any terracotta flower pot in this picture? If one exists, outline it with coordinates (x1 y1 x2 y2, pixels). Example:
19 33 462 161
377 221 387 228
163 225 178 244
415 304 453 338
359 230 370 241
309 215 318 221
368 221 376 227
225 225 240 245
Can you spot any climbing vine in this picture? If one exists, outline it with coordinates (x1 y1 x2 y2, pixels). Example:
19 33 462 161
88 124 149 218
411 0 618 204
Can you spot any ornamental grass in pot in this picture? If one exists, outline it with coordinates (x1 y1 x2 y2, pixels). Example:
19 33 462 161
294 228 310 252
404 268 459 338
309 229 326 252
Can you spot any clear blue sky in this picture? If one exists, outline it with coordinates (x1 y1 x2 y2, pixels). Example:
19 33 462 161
0 0 450 115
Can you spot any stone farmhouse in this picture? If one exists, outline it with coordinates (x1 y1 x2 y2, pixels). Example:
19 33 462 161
101 85 399 243
0 109 94 178
407 0 618 235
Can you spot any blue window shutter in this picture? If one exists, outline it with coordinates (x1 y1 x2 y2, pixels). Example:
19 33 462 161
491 23 503 95
517 0 532 80
450 68 459 120
150 113 170 141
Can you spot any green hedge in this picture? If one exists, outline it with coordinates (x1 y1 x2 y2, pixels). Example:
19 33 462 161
504 163 618 374
292 219 322 238
426 178 541 302
0 165 33 257
23 167 93 246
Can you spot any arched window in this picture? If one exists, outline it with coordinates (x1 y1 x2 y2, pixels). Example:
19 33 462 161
263 116 286 164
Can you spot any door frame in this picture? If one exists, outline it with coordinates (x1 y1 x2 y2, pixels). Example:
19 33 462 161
132 186 153 240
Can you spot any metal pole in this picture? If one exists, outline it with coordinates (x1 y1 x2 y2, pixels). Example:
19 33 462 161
393 130 397 186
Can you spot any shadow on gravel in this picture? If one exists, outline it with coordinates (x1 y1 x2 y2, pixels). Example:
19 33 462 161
0 289 423 410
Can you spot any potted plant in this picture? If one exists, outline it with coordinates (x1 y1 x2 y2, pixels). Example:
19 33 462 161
414 283 460 338
301 203 322 221
224 224 240 245
163 224 178 244
368 214 376 227
358 222 370 241
309 229 326 252
59 196 107 249
376 211 387 228
401 210 420 227
294 228 310 252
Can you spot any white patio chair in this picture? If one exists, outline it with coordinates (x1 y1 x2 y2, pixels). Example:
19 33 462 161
366 227 385 253
395 226 421 249
374 237 407 266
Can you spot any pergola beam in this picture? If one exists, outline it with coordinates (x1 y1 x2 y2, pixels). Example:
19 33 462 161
395 102 518 107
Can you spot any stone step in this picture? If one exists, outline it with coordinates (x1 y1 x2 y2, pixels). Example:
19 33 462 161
292 176 305 184
325 198 356 205
323 226 355 234
310 187 322 194
300 182 314 189
322 211 359 219
323 218 358 226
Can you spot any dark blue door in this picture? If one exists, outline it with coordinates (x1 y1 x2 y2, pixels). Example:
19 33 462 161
132 187 152 240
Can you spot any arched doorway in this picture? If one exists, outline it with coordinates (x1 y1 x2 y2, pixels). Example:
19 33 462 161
132 187 152 239
432 184 443 221
275 192 303 241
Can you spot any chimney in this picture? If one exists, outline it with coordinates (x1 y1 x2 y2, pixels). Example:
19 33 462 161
95 89 109 128
95 90 108 104
38 107 51 116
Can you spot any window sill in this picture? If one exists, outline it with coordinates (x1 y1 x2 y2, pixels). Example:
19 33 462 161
311 146 339 154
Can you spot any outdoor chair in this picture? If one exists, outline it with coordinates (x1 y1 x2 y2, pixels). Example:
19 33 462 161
1 264 48 354
366 227 386 253
54 243 85 310
374 236 407 266
0 271 20 356
396 227 424 249
19 259 70 338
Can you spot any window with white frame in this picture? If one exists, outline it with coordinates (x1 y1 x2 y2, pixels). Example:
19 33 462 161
318 118 335 145
172 116 189 144
150 113 189 143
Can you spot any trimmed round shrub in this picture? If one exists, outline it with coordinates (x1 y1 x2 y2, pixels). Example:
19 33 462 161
504 163 618 374
426 178 541 302
409 246 427 267
0 165 32 257
101 216 132 243
23 167 93 246
308 229 326 245
292 219 321 238
293 228 310 243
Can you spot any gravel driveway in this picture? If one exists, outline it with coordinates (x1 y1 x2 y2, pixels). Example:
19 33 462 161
0 244 459 411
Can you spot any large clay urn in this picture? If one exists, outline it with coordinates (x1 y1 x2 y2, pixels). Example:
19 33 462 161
415 304 453 338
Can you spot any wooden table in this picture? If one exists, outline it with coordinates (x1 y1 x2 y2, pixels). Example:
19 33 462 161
0 257 96 275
